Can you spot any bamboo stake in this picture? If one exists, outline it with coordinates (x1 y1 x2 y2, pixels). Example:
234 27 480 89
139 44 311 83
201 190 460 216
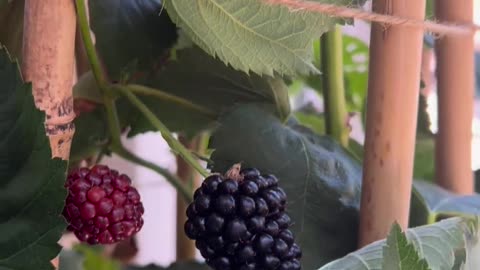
358 0 426 246
176 136 201 260
22 0 76 160
434 1 475 194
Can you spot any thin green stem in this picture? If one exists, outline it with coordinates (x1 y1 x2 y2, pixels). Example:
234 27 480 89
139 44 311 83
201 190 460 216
112 144 193 203
115 85 210 177
104 98 123 147
76 0 202 201
427 213 437 225
75 0 108 90
75 0 193 202
94 149 106 165
127 84 217 118
76 0 123 146
321 26 349 147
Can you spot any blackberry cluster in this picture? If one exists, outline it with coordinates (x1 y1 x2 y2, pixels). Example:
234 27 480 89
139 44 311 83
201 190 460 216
185 167 301 270
63 165 144 245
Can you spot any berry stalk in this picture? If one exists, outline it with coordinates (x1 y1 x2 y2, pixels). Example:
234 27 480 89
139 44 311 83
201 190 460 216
74 0 195 202
114 85 210 178
75 0 108 91
126 84 217 119
113 144 193 203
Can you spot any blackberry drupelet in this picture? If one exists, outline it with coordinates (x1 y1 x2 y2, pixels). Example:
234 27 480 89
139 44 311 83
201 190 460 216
185 164 301 270
63 165 144 245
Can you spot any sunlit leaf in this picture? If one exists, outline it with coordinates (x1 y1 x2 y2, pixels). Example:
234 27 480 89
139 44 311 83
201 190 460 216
164 0 360 76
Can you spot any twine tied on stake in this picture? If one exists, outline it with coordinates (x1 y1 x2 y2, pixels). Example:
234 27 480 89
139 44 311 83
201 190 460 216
263 0 480 37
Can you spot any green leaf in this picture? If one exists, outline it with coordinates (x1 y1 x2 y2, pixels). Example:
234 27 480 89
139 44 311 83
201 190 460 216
293 110 326 135
58 249 84 270
164 0 359 76
124 44 290 136
70 72 110 164
0 47 68 269
347 139 364 162
89 0 178 80
0 0 24 60
306 35 369 112
343 35 369 112
70 107 109 163
209 104 362 269
60 246 208 270
292 109 363 162
410 93 436 181
425 0 434 19
74 47 291 138
129 48 291 137
417 94 432 137
382 223 430 270
410 181 480 226
413 137 434 181
75 247 118 270
74 245 120 270
124 262 209 270
73 72 103 103
319 217 479 270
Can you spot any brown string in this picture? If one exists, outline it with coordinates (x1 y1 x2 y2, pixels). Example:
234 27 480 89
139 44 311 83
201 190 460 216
264 0 480 36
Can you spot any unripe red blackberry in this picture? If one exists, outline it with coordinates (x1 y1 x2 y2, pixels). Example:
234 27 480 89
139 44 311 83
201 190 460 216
185 164 301 270
63 165 144 245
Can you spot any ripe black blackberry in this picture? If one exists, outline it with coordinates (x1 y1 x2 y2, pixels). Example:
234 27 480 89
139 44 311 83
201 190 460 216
63 165 144 245
185 164 301 270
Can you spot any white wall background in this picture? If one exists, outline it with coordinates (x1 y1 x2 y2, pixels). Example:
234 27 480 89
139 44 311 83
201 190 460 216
101 134 180 266
100 2 480 267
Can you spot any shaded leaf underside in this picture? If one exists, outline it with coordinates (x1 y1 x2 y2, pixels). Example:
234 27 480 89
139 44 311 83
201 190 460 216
210 104 362 269
0 47 67 270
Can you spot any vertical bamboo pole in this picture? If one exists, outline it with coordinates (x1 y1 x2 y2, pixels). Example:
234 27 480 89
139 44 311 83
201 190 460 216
22 0 76 160
358 0 426 246
176 136 201 260
434 1 475 194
